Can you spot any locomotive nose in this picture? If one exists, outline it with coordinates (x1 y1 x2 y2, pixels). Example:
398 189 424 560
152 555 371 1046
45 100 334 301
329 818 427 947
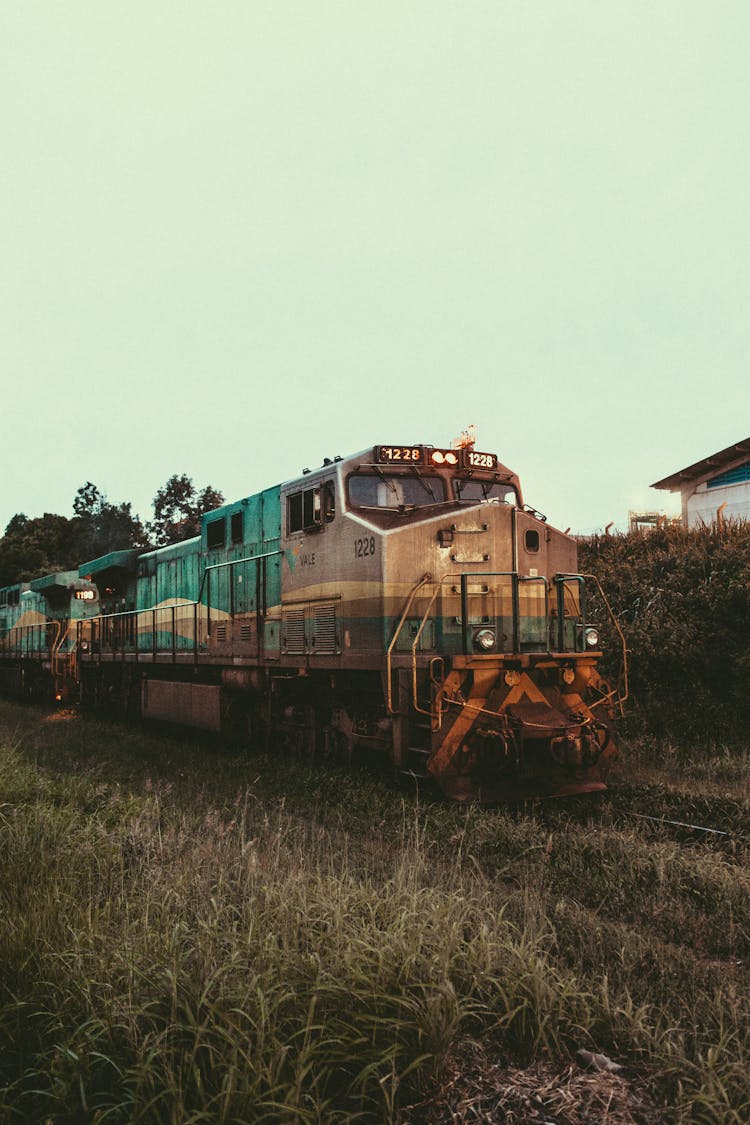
425 660 618 802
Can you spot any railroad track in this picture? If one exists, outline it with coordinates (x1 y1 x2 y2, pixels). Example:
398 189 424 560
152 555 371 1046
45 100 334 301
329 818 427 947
532 782 750 850
617 808 749 843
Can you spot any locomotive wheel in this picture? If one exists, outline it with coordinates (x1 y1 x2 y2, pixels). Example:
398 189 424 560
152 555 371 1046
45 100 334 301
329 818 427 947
276 703 317 759
323 725 353 766
246 700 271 754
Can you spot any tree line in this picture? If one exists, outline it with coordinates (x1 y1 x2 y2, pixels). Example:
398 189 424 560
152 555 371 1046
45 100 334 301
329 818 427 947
0 475 224 587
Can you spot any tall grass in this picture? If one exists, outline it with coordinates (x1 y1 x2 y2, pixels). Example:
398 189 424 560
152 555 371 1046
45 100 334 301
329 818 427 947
1 702 749 1121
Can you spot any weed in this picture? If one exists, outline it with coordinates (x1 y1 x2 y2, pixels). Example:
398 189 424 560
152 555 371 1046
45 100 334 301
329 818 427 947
0 700 748 1121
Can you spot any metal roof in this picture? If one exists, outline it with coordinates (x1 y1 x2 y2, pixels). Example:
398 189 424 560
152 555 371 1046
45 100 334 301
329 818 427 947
651 438 750 491
29 571 80 593
78 549 140 578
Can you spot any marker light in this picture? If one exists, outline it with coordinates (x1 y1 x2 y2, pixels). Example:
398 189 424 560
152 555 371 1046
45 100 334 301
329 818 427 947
445 451 459 465
431 450 445 464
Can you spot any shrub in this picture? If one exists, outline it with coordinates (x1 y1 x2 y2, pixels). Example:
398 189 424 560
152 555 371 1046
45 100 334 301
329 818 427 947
579 522 750 743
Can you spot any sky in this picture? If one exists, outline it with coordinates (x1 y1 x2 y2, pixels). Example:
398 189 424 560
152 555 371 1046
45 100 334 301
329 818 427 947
2 2 748 536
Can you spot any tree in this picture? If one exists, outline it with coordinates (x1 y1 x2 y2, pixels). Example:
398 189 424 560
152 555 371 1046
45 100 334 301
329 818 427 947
0 512 80 586
0 474 222 586
72 482 149 560
0 486 149 587
4 514 29 537
73 482 104 519
148 474 225 546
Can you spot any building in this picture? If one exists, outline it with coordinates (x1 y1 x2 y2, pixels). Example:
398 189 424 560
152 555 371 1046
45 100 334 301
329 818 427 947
651 437 750 527
627 511 672 533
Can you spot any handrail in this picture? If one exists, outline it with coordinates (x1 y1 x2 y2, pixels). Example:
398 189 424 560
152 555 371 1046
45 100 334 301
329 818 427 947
52 619 71 681
196 549 282 605
577 572 629 705
79 601 198 623
0 618 61 660
410 573 467 721
404 570 614 728
555 574 585 652
385 573 432 714
410 571 547 725
514 573 549 655
78 601 202 664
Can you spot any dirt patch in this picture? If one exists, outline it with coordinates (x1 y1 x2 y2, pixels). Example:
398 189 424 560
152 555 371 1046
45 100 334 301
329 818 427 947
42 707 79 723
402 1042 665 1124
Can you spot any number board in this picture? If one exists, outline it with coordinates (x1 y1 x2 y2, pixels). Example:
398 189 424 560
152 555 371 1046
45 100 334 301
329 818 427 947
74 589 96 601
376 445 424 464
462 450 498 470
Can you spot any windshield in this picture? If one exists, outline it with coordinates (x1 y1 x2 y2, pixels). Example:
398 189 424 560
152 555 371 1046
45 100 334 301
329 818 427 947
348 473 446 509
454 479 516 504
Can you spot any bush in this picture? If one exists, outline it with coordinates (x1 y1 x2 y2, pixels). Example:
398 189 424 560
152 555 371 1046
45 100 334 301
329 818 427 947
580 522 750 743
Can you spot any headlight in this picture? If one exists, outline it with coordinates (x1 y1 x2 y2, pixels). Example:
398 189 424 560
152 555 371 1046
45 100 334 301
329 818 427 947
474 628 496 651
584 628 600 648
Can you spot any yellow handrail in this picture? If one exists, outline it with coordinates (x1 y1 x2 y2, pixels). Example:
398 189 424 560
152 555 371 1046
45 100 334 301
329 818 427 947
410 573 466 724
579 573 629 705
385 573 432 714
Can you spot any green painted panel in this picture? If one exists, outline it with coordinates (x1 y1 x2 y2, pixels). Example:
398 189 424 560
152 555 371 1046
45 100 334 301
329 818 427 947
29 571 79 593
124 484 284 656
78 550 139 578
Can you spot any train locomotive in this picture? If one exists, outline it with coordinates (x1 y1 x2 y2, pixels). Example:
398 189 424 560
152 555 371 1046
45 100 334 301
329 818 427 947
0 441 624 800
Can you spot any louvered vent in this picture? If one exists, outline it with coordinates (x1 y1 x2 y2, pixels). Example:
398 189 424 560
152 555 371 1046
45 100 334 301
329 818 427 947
312 604 337 654
239 622 252 642
215 623 227 643
282 609 305 654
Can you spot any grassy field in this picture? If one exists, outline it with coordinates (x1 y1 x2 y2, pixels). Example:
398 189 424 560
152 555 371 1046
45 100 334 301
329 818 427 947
1 702 749 1123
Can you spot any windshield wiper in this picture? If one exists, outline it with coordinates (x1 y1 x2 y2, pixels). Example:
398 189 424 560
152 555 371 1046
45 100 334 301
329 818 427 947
408 465 437 500
355 503 433 515
371 466 398 494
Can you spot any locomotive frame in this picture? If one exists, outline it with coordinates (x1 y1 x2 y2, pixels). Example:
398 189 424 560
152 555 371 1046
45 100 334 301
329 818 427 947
0 443 625 800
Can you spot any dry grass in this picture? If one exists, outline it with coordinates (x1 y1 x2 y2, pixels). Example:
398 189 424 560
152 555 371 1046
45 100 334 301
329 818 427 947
402 1042 663 1124
1 701 749 1122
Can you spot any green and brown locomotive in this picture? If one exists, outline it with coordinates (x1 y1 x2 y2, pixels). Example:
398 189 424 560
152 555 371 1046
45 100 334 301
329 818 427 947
0 442 624 800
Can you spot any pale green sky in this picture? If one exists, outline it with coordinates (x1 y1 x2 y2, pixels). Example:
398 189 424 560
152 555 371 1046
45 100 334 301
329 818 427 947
2 2 748 534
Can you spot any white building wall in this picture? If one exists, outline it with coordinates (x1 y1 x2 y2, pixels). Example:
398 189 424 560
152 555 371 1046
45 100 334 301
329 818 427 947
685 480 750 527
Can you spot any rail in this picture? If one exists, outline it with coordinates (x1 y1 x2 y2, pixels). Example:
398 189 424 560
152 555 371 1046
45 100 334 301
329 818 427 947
386 570 619 727
76 549 283 662
0 619 62 659
409 573 470 727
571 572 629 706
197 549 282 636
52 619 73 683
385 573 432 714
77 602 202 663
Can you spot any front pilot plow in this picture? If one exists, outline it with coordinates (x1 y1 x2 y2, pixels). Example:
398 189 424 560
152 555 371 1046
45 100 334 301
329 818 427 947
427 661 618 801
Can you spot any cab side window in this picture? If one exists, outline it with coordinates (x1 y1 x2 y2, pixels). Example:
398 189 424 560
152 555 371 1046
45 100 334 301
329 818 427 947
287 487 321 533
287 481 336 533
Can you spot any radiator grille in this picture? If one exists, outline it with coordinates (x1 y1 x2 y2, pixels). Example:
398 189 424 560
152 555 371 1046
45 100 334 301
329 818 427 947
282 609 305 654
312 604 337 654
